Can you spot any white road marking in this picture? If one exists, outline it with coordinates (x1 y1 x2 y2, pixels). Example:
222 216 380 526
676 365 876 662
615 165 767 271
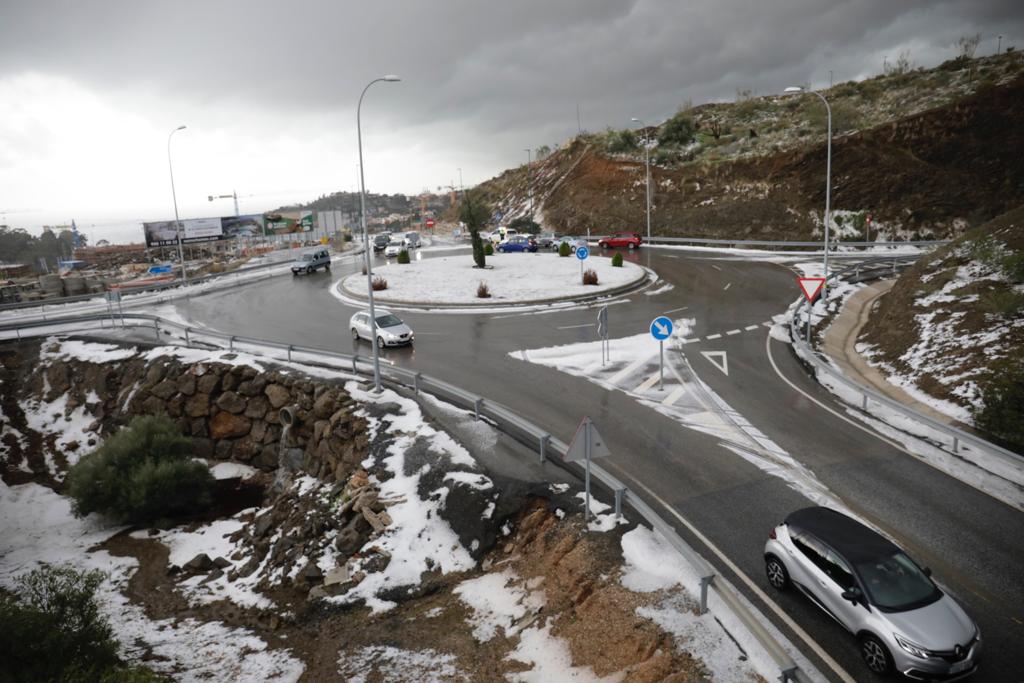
706 333 722 340
607 354 653 386
661 386 686 406
764 335 1016 511
633 371 662 394
745 325 760 331
681 338 701 345
724 282 732 290
726 329 741 336
762 321 773 327
711 264 722 271
701 350 729 375
602 463 856 683
662 255 680 259
663 306 689 314
557 323 595 329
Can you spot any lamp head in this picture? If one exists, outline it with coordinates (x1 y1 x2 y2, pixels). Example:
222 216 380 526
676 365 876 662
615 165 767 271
382 74 401 82
176 124 187 130
631 117 643 123
784 86 803 94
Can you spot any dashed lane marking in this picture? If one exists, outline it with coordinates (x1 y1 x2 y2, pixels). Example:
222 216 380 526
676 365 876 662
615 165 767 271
711 264 722 271
663 306 688 314
726 329 741 336
682 338 701 344
557 323 595 329
724 282 732 290
706 333 722 340
745 324 760 331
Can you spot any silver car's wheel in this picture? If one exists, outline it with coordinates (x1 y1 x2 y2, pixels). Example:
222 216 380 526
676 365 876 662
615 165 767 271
377 336 385 349
351 328 359 341
860 635 893 675
765 556 789 590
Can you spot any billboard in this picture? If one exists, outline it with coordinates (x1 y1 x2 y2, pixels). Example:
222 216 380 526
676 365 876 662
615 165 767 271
221 214 266 239
264 210 314 235
143 217 222 248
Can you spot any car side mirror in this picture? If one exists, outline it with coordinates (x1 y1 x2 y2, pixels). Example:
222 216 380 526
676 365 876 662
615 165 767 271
841 587 862 603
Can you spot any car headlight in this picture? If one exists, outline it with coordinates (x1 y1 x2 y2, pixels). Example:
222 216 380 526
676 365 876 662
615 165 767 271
894 634 931 659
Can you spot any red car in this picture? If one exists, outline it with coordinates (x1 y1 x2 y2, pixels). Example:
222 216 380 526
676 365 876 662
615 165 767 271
598 232 642 249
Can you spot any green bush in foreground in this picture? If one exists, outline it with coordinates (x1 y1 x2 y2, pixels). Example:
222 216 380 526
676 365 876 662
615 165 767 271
65 415 214 525
396 249 410 264
0 564 168 682
611 252 624 267
558 242 571 257
974 357 1024 453
484 242 494 256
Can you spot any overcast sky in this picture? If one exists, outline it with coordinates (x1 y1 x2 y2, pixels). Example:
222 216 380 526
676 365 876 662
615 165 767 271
1 0 1020 243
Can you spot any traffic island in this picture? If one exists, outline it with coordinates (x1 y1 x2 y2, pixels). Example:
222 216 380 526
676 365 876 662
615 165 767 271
337 251 651 309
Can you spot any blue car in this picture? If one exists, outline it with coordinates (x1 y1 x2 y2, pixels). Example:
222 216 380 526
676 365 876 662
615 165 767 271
497 236 538 253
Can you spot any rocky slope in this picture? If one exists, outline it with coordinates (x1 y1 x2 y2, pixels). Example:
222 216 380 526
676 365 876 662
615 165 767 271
467 52 1024 241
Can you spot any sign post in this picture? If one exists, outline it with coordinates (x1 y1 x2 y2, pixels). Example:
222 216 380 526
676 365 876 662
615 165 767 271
649 316 674 390
576 244 589 278
564 417 612 522
596 306 609 365
797 277 826 344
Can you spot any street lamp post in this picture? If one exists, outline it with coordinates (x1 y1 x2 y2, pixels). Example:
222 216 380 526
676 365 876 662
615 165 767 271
167 125 187 284
784 86 832 290
357 75 401 393
631 118 652 242
524 148 532 217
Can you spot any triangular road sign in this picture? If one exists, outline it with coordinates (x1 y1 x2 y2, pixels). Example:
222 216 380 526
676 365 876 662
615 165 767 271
564 417 612 462
701 350 729 376
798 277 826 302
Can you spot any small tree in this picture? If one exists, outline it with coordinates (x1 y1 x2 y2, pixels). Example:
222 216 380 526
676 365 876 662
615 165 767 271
396 249 410 264
611 252 624 267
558 242 571 257
508 216 540 235
658 112 696 146
65 415 214 525
460 190 491 269
484 242 494 256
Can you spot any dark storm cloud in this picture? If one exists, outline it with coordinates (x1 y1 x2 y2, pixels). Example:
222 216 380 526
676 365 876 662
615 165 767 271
2 0 1022 172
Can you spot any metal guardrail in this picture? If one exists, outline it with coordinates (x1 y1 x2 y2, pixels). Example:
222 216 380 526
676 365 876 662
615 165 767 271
585 235 949 250
788 258 1024 484
0 311 805 682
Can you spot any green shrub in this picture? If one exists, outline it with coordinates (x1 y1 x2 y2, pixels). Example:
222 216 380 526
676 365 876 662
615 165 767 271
484 242 494 256
0 565 118 681
65 416 214 525
604 128 639 153
611 252 624 267
1001 252 1024 283
974 357 1024 453
657 113 696 146
396 249 410 264
980 289 1024 316
558 242 571 257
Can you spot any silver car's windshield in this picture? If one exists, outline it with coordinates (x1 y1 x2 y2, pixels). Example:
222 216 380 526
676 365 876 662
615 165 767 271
302 254 314 261
856 552 940 611
376 314 403 328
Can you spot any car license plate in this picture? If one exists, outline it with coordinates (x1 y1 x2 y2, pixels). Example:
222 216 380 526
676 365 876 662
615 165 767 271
949 659 970 674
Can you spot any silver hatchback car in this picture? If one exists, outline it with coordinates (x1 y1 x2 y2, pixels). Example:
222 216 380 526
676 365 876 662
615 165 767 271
349 309 414 349
764 507 980 680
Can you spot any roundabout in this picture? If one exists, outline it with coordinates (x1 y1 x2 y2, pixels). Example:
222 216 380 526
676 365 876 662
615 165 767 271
337 250 650 308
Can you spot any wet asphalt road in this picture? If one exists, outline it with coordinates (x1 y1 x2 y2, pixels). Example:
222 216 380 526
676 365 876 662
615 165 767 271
173 246 1024 682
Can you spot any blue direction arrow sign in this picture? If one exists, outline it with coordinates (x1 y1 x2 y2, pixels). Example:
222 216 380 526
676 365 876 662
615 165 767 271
576 246 589 260
650 316 673 340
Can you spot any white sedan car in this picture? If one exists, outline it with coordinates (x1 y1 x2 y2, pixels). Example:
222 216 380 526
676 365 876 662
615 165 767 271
349 309 414 348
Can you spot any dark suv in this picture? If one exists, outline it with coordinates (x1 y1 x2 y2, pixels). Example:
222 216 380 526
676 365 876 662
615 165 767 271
372 234 391 252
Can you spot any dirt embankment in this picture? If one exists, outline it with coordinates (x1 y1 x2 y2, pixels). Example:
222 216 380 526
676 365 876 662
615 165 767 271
476 76 1024 241
858 206 1024 434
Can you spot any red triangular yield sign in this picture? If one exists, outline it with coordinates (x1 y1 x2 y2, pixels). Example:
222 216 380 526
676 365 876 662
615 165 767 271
798 277 826 302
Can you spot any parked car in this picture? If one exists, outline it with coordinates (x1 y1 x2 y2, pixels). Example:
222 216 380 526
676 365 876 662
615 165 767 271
598 232 642 249
497 235 538 253
349 309 414 348
291 248 331 275
372 234 391 252
535 232 556 249
764 507 981 679
488 227 518 245
403 231 422 249
551 236 587 253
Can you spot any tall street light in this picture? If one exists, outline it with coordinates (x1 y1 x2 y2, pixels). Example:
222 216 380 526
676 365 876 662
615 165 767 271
631 118 652 242
357 75 401 393
784 86 832 291
167 125 188 284
524 148 532 217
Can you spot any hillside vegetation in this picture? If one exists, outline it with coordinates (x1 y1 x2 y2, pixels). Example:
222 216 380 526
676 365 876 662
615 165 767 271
469 51 1024 241
859 206 1024 450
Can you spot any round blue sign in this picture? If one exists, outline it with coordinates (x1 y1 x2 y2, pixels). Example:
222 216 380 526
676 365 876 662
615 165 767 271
650 316 673 340
576 246 589 260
